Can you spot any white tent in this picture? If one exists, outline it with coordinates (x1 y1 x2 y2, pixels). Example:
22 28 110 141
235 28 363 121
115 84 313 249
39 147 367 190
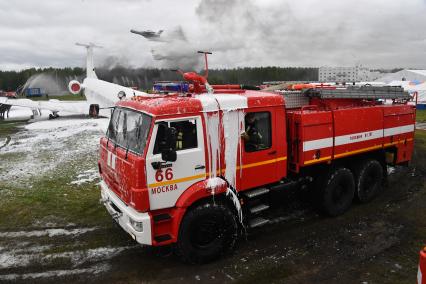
388 80 426 104
377 70 426 84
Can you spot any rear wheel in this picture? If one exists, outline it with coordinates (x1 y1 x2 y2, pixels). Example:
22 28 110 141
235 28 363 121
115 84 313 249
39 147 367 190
175 201 238 264
318 167 355 216
354 159 383 203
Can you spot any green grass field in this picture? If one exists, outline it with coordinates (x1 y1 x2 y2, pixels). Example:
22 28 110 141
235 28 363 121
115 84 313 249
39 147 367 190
0 119 133 272
0 120 109 229
416 109 426 123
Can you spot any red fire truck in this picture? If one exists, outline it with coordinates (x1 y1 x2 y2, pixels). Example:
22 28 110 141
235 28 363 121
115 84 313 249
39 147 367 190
98 64 415 263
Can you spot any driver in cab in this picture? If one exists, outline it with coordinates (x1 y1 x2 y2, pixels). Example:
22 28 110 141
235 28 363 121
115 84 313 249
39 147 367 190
242 113 262 151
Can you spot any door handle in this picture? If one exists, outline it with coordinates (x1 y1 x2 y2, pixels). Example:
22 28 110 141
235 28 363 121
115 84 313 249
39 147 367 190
194 165 206 170
151 161 165 170
268 150 277 155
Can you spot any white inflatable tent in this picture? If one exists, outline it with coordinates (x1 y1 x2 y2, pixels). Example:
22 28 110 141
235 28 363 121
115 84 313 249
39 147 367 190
387 80 426 105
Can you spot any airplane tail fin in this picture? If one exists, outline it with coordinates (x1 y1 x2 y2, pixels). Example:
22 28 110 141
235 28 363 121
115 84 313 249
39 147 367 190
75 42 102 79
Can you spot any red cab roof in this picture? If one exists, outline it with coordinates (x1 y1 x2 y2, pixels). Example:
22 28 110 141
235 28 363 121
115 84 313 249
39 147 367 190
115 90 284 117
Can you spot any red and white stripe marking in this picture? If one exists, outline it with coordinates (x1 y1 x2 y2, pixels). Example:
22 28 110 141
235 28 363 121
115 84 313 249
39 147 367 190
303 124 415 152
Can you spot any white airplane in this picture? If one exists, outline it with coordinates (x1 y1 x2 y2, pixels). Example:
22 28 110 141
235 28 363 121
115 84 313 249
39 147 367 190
130 29 165 42
130 27 187 43
0 43 153 119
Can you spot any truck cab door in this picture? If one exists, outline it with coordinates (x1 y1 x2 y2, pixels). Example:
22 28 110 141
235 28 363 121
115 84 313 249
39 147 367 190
240 110 280 189
145 116 206 210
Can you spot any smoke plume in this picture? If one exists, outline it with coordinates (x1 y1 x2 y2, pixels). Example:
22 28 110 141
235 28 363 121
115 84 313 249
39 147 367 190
146 0 426 70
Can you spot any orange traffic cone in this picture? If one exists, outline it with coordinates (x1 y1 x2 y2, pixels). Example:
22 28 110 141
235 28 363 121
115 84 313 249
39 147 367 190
419 247 426 284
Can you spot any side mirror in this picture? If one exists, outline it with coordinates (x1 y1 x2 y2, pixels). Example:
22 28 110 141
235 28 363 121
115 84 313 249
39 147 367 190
161 149 177 162
165 127 177 150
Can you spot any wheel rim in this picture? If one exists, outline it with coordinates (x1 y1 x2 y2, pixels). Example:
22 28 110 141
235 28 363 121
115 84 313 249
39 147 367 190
332 183 349 203
361 166 381 197
189 214 225 249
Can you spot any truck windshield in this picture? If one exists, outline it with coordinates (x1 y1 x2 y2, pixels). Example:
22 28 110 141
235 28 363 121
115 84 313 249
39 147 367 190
107 107 152 155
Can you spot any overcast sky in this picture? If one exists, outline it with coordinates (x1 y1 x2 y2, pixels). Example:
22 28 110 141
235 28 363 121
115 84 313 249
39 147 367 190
1 0 426 71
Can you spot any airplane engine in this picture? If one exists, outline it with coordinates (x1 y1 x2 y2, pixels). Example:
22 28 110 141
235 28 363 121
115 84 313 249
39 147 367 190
68 80 82 95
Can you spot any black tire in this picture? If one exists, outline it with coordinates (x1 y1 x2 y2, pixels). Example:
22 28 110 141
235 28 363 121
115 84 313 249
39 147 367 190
319 167 355 216
354 159 383 203
89 104 99 118
175 201 238 264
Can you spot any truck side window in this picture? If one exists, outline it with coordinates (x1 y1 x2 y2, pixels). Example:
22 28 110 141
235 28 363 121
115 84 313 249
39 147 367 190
171 119 198 151
243 112 272 152
153 119 198 154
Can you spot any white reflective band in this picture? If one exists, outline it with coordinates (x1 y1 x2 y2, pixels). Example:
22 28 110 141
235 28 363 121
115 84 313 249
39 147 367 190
384 124 415 137
302 124 414 152
303 137 333 151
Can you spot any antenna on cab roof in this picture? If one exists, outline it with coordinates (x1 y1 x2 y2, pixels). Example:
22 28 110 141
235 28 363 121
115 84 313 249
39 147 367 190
197 51 212 79
168 51 214 94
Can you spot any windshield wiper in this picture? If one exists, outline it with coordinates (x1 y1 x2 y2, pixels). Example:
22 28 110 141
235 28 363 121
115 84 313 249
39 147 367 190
135 116 142 140
112 111 121 150
125 116 143 160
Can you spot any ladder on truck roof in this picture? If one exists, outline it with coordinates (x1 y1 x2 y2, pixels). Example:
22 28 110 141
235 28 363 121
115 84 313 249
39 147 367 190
304 85 411 100
280 85 411 109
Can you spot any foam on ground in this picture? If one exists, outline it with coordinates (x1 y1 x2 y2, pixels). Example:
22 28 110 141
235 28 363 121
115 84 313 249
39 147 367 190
0 107 109 185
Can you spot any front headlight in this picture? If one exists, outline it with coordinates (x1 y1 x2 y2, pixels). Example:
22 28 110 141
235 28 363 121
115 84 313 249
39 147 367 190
129 218 144 232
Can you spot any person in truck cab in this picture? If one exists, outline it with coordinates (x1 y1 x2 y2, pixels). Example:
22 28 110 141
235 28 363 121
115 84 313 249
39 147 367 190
170 120 196 150
155 120 197 152
242 112 263 151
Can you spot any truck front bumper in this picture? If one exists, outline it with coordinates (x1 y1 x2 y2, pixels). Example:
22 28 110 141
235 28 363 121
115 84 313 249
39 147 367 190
100 180 152 245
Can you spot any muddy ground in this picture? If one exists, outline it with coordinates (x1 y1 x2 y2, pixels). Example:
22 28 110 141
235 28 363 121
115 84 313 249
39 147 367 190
0 113 425 284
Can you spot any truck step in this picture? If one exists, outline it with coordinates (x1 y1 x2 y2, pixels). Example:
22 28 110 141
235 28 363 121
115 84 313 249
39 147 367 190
249 217 269 228
249 204 270 214
153 213 171 223
243 187 270 199
154 234 172 243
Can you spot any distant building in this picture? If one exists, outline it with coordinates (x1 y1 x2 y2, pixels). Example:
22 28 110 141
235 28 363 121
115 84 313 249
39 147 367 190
318 65 381 82
375 69 426 84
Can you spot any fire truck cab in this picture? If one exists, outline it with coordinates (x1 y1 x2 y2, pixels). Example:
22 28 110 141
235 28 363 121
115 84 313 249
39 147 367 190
99 84 415 263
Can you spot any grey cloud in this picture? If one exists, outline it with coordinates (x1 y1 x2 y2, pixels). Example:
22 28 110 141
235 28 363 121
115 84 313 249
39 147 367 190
1 0 426 70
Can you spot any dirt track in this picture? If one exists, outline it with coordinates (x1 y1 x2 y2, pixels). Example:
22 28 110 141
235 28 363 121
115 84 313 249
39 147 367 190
99 163 426 284
0 119 425 283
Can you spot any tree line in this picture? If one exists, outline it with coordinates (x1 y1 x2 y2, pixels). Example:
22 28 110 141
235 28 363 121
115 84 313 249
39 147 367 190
0 66 318 93
0 67 85 92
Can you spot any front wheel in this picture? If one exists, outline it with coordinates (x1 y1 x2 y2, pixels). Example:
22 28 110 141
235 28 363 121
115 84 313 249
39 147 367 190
175 201 238 264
